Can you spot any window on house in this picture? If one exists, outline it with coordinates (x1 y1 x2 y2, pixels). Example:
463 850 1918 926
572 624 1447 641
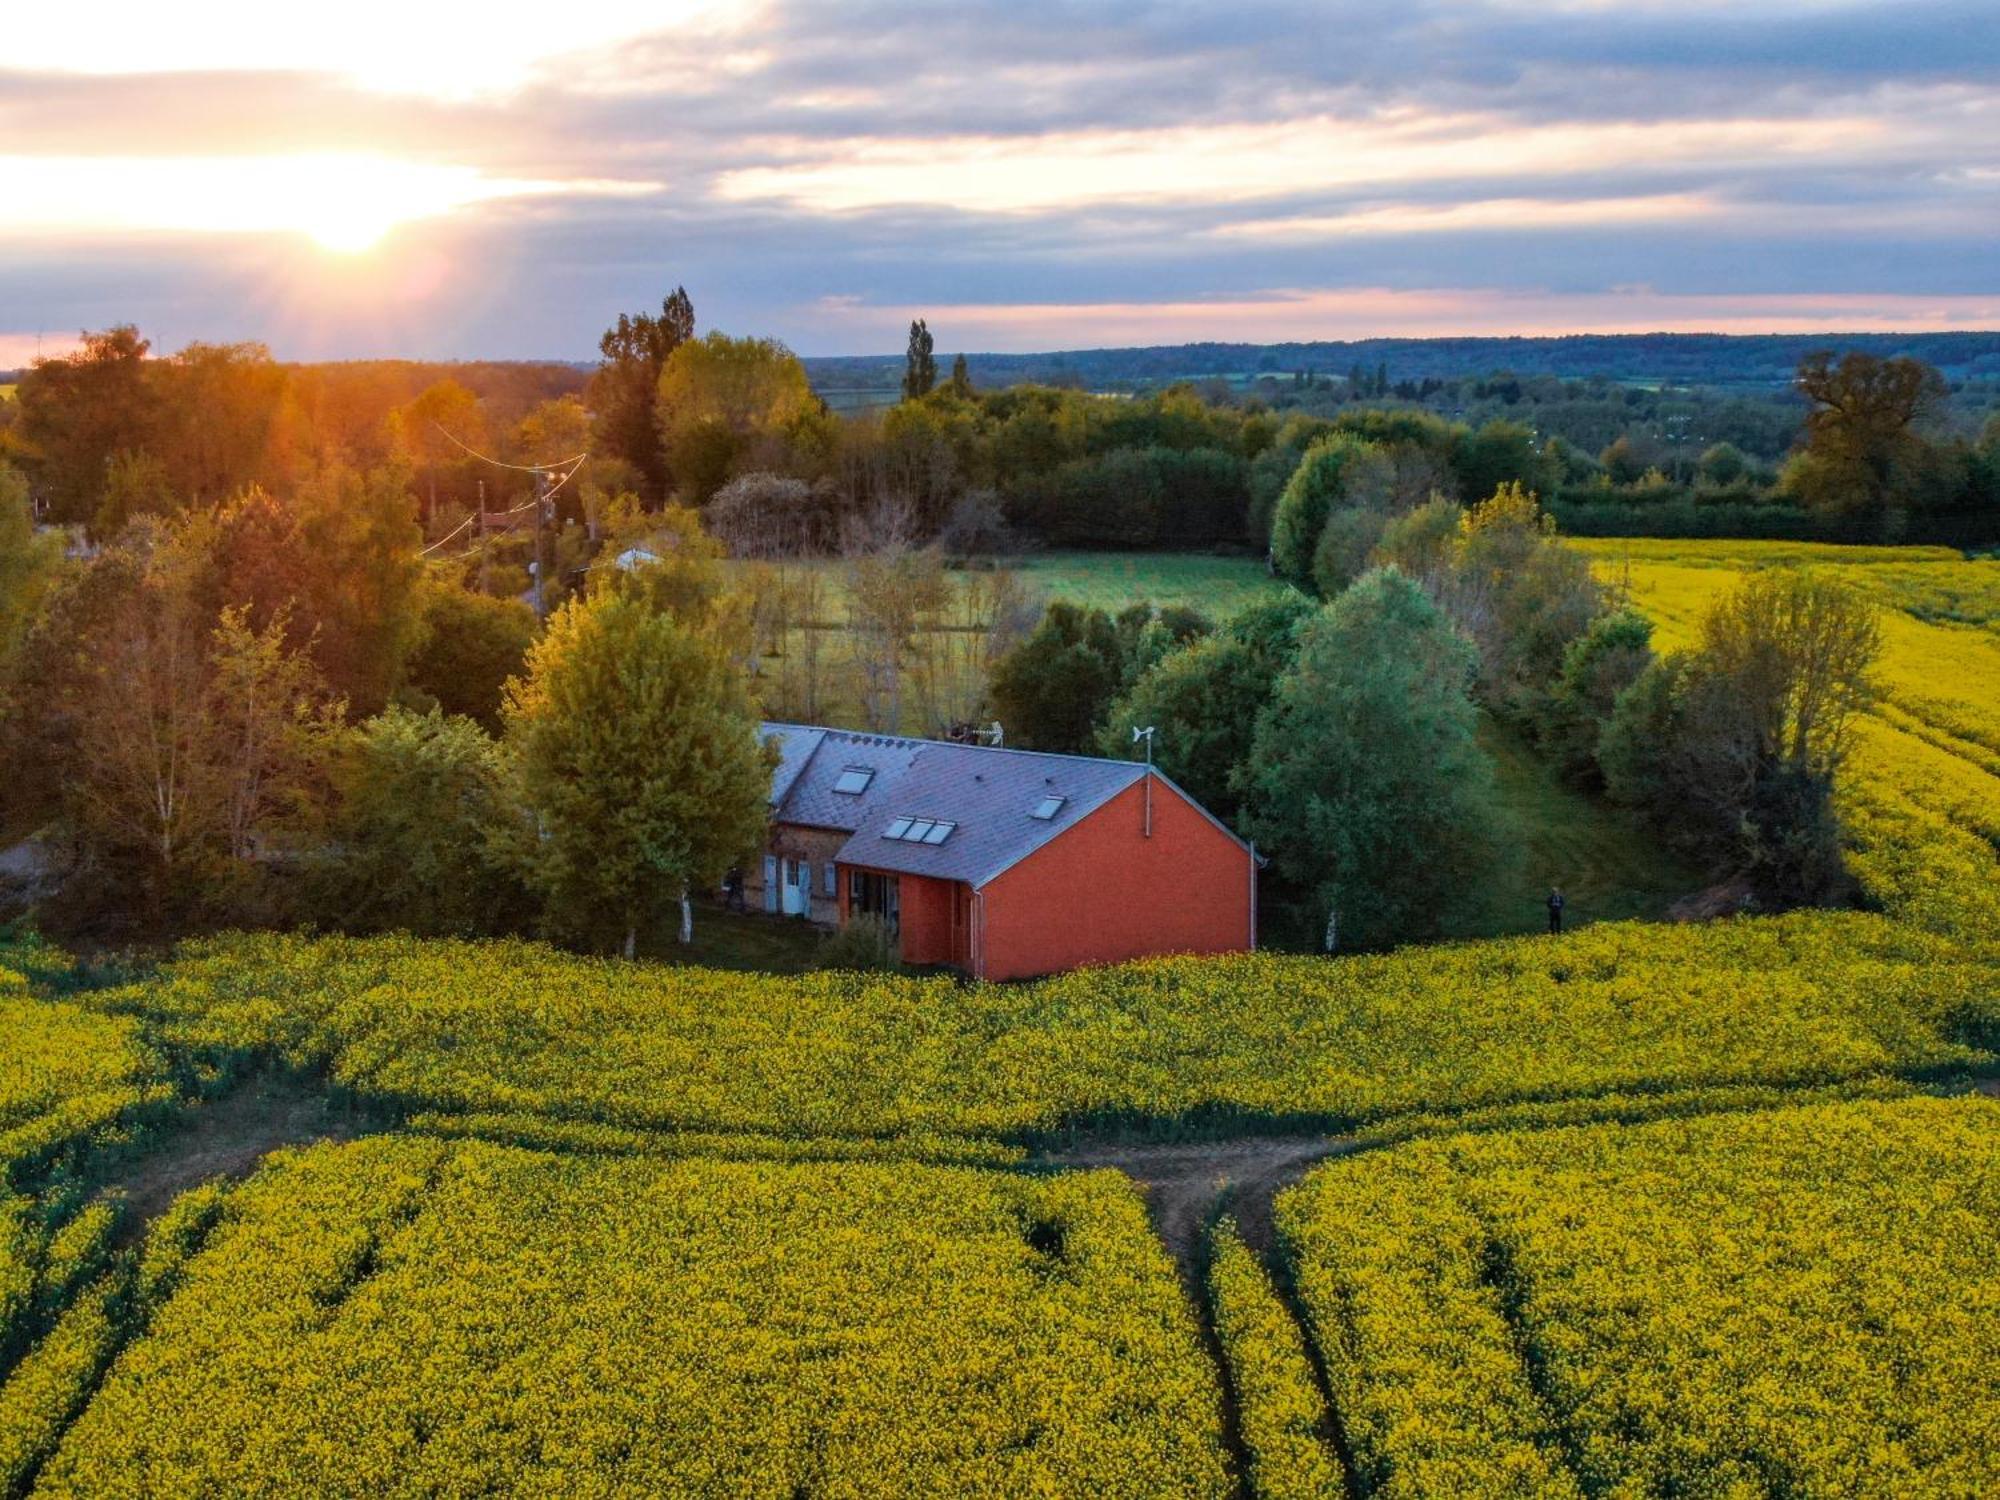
1031 795 1065 820
882 817 956 844
832 767 874 795
822 864 837 897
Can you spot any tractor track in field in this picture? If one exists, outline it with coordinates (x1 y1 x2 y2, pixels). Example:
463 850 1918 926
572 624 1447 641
1040 1135 1357 1285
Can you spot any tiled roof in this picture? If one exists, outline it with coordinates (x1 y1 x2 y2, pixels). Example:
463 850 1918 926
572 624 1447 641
760 722 1198 888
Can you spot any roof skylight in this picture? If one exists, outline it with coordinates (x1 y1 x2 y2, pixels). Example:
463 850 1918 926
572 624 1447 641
1030 795 1066 820
832 767 875 794
883 817 956 845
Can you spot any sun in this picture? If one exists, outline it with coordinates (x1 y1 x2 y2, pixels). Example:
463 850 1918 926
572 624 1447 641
304 212 396 254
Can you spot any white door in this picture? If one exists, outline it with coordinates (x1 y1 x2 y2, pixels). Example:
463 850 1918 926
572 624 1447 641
763 855 778 914
781 859 808 916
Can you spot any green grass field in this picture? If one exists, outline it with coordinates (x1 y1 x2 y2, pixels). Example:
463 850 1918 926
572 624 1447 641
1013 551 1286 615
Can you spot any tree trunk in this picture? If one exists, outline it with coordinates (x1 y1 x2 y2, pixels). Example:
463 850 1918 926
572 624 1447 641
679 889 694 945
623 925 637 960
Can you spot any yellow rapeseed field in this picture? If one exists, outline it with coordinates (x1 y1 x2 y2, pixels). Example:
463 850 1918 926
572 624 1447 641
1277 1096 2000 1498
1206 1220 1345 1500
37 1138 1229 1499
96 913 1996 1143
1574 538 2000 939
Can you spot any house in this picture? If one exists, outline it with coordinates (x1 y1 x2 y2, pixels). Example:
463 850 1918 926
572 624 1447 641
752 722 1257 980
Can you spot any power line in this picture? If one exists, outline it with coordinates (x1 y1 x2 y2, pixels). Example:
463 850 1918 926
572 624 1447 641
430 421 586 476
417 513 477 556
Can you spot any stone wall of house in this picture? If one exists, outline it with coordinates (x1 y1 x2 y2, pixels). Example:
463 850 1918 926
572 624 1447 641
746 824 850 925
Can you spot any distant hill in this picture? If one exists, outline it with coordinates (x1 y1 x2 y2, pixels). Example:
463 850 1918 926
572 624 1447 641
803 331 2000 400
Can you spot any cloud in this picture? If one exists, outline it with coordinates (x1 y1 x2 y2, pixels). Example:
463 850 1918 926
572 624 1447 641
794 287 2000 352
0 0 1993 356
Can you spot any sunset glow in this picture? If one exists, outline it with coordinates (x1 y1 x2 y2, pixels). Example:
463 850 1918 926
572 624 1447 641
0 1 1992 355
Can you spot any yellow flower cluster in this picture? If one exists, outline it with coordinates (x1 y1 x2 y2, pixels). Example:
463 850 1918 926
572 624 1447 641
0 985 164 1171
40 1138 1230 1498
1576 539 2000 941
1205 1220 1345 1500
0 1178 227 1495
97 912 1995 1147
1279 1096 2000 1497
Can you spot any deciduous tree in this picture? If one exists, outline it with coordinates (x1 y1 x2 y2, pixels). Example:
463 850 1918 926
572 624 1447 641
503 586 771 955
1242 568 1496 951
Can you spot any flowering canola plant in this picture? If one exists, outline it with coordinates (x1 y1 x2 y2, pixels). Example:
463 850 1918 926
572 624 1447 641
93 912 1995 1145
1206 1220 1346 1500
1277 1096 2000 1498
38 1137 1230 1498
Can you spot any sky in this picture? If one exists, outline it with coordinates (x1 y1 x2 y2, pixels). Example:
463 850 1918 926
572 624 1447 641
2 0 1997 362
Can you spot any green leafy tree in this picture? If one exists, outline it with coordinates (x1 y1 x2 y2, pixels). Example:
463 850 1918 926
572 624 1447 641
902 319 938 401
321 707 526 936
948 353 972 398
988 601 1125 754
1603 569 1879 901
207 463 425 716
592 288 694 501
1538 609 1655 784
1242 568 1497 951
402 585 538 733
1433 483 1602 721
1101 596 1312 823
1782 351 1948 517
1268 434 1391 585
503 587 771 956
0 464 65 682
12 325 160 526
1453 419 1556 502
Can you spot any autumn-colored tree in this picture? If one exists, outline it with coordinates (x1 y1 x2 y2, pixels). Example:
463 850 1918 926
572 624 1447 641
655 333 817 502
503 586 772 955
13 326 160 526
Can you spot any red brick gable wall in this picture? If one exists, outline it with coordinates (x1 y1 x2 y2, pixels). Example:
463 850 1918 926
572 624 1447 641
975 775 1252 981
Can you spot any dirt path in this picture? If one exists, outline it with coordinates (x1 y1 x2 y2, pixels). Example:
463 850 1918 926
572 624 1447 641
107 1075 376 1242
1042 1136 1356 1283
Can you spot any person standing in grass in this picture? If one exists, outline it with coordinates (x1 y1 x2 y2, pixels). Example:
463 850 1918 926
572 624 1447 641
1547 886 1566 935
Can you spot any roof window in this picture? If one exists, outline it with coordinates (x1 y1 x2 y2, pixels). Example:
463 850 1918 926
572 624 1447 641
883 817 956 845
832 767 875 795
1031 795 1066 820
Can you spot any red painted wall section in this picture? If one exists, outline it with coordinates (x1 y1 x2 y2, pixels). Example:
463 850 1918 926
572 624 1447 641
896 873 960 967
977 775 1253 982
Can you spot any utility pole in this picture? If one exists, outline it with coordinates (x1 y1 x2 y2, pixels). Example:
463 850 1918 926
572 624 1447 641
531 467 550 621
477 479 489 596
